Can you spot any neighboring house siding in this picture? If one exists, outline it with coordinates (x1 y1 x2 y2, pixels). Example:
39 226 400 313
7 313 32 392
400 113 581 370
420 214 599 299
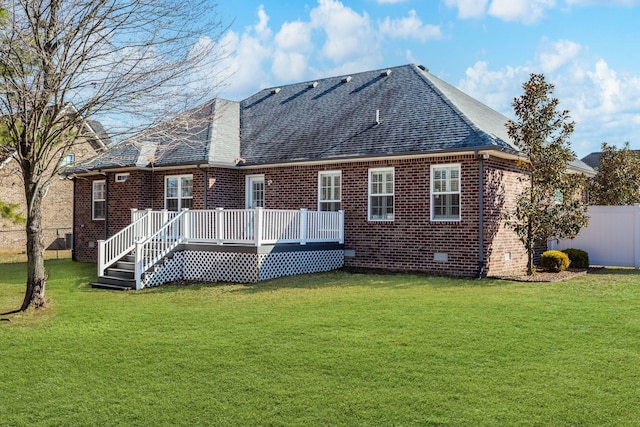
1 138 101 252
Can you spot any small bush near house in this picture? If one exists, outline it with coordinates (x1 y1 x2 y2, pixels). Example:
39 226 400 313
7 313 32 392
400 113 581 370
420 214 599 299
562 248 589 269
541 250 571 272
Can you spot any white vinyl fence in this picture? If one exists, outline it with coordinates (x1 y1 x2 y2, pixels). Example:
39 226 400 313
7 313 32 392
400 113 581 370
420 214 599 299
550 205 640 268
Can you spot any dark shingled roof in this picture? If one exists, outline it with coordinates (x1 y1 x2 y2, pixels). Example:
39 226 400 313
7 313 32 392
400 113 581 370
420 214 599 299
581 152 601 169
73 99 240 172
239 64 517 165
582 150 640 170
72 63 594 175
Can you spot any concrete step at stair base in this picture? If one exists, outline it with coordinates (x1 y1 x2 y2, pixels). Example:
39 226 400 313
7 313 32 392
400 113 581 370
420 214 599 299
90 282 133 291
105 267 135 280
93 274 136 290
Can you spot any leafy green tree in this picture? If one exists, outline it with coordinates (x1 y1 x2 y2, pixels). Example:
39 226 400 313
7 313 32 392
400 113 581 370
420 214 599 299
589 142 640 205
0 201 26 225
504 74 589 275
0 0 225 313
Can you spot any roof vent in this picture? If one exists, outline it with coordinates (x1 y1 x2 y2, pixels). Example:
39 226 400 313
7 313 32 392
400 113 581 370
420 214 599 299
341 76 352 83
271 88 281 94
308 81 319 88
418 64 429 72
380 69 391 77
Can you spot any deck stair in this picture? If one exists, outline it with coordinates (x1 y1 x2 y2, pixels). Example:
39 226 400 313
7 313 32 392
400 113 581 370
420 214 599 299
91 254 136 290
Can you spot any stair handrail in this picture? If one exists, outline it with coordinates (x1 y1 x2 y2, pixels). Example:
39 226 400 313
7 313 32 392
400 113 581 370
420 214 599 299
134 209 188 290
98 209 153 277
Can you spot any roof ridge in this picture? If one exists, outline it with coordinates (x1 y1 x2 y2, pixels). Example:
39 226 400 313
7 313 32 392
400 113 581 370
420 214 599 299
411 65 504 149
251 64 412 97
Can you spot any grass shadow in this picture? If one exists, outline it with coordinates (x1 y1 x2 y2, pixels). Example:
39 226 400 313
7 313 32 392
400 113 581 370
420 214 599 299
587 267 640 276
141 270 513 295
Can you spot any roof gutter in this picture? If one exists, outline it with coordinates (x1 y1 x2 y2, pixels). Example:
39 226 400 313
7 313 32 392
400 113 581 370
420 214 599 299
238 146 521 169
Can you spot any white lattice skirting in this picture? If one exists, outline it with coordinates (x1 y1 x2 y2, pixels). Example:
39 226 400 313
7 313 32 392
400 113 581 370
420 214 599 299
142 245 344 288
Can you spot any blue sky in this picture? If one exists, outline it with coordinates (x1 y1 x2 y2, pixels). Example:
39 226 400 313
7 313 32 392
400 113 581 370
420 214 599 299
208 0 640 158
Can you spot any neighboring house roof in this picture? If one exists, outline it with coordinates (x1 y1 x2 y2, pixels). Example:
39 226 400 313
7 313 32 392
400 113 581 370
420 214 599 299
0 117 109 170
72 63 595 175
581 150 640 170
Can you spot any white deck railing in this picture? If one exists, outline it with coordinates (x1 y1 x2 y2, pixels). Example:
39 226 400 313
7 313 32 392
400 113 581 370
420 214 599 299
98 208 344 288
135 210 187 289
97 209 180 277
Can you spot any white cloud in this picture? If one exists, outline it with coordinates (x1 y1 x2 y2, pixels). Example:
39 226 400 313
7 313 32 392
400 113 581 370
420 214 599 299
274 21 312 52
488 0 556 24
457 39 640 157
310 0 378 64
458 61 530 115
565 0 640 5
272 51 309 82
252 5 271 38
379 10 442 41
537 39 581 73
444 0 490 19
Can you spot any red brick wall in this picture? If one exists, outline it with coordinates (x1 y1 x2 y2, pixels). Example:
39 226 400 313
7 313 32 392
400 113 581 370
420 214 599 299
73 167 240 261
245 155 528 277
481 157 528 276
74 175 107 262
206 168 243 209
74 157 529 276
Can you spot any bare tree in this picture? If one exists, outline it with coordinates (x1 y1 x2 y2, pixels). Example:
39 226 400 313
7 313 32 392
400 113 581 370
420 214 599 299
0 0 228 312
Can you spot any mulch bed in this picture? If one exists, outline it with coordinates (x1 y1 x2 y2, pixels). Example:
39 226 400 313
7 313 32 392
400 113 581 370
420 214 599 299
489 268 589 282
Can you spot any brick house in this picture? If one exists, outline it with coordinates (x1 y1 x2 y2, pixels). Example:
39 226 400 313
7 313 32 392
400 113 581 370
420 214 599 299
0 120 107 251
70 64 593 289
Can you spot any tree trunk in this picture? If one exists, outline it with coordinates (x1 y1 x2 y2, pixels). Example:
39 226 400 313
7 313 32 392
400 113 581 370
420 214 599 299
20 192 48 311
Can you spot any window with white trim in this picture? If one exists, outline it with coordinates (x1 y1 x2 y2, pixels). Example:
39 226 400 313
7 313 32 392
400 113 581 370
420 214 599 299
369 167 394 221
165 175 193 211
61 153 75 168
431 164 460 221
92 180 106 220
318 171 341 212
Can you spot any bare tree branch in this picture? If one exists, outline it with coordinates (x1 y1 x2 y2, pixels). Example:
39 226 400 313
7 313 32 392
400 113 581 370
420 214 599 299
0 0 229 311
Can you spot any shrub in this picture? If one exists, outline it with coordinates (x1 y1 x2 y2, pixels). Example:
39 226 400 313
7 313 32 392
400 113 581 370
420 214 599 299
562 248 589 269
541 250 571 272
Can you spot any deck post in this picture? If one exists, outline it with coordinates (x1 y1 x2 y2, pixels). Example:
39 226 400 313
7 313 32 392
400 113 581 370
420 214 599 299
97 240 106 277
338 210 345 244
216 208 224 244
254 207 263 246
300 208 308 245
134 240 143 290
146 208 153 237
182 208 190 242
130 208 138 223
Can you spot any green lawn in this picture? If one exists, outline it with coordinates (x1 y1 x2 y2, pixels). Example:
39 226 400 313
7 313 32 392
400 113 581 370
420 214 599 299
1 260 639 426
